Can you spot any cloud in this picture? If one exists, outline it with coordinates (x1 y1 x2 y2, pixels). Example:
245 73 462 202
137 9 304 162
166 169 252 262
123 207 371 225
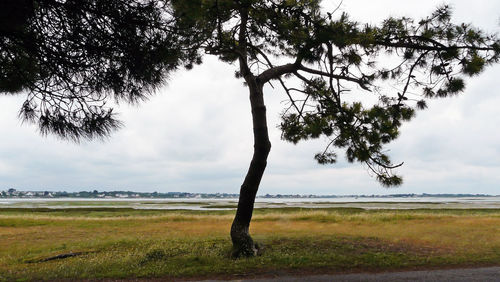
0 1 499 195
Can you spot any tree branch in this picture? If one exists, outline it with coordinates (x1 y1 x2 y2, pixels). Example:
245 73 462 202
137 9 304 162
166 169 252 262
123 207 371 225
257 63 300 84
298 65 371 91
375 39 495 52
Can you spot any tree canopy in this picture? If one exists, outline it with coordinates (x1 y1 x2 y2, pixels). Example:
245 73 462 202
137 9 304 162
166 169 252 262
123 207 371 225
1 0 195 139
1 0 499 256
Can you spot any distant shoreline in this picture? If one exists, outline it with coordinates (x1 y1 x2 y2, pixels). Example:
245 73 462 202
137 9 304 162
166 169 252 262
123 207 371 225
0 189 498 199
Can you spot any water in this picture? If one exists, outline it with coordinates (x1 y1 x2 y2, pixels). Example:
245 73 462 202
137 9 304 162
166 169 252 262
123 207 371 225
1 197 500 210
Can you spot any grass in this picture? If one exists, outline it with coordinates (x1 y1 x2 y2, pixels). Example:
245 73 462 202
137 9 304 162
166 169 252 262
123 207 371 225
1 207 500 281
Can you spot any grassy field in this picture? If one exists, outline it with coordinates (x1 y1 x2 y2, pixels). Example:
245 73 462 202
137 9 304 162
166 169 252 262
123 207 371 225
1 207 500 281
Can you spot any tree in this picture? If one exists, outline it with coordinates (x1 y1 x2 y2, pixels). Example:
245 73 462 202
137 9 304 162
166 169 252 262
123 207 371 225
1 0 499 257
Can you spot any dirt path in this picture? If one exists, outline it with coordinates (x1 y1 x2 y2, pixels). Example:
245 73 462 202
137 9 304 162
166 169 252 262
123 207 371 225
198 267 500 282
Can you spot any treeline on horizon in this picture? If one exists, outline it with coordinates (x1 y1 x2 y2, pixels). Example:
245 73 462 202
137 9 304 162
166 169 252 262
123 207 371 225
0 189 496 199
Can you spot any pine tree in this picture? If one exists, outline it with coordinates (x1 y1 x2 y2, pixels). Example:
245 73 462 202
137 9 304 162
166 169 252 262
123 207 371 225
1 0 499 257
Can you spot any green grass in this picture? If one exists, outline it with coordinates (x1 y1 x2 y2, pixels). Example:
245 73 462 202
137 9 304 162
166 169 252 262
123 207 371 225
1 208 500 281
201 204 238 209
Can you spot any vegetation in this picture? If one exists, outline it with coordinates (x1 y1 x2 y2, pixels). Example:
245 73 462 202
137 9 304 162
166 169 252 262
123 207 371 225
2 0 499 256
1 207 500 280
0 189 240 199
1 189 496 199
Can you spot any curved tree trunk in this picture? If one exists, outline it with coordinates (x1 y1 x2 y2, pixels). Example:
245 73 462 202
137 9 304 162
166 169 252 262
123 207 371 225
230 78 271 258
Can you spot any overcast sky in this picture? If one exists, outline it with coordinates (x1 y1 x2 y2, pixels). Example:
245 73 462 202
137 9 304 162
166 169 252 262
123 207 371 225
1 0 499 195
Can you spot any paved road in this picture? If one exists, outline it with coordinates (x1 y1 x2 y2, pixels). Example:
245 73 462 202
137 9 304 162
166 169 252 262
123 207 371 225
200 267 500 282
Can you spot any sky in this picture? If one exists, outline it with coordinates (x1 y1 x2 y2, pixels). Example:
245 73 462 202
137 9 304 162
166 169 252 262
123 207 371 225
1 0 499 195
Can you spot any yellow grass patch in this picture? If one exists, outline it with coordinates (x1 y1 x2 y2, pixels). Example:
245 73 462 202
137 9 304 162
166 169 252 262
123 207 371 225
1 208 500 280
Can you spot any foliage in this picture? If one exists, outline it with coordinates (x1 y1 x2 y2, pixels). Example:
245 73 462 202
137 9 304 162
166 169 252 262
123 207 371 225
1 0 499 186
1 0 198 140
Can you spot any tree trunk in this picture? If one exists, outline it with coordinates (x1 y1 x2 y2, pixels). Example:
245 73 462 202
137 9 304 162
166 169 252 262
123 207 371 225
230 78 271 258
